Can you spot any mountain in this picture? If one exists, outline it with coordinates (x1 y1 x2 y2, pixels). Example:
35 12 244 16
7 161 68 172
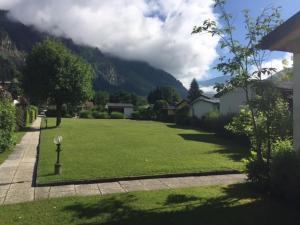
198 75 231 87
0 10 187 97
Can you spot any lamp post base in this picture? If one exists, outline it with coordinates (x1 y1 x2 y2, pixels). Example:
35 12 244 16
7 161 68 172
55 163 61 175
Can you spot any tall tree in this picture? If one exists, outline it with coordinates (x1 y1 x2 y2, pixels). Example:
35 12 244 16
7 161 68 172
192 0 281 161
187 78 203 102
147 86 180 105
23 39 94 126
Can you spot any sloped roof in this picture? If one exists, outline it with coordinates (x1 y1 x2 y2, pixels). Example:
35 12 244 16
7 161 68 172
106 103 133 108
191 96 220 105
260 11 300 53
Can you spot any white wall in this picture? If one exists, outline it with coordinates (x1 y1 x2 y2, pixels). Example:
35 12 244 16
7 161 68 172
124 107 133 118
220 87 254 115
191 100 218 118
294 54 300 151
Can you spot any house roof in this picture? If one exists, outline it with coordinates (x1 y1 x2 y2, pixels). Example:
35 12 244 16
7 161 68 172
163 105 176 110
191 96 220 105
106 103 133 108
260 11 300 52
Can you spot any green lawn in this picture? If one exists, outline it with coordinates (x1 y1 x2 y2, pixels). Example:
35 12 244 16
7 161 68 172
37 118 247 185
0 183 299 225
0 130 27 165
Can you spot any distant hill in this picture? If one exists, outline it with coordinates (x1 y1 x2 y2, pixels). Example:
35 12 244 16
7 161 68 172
198 75 231 87
0 10 187 97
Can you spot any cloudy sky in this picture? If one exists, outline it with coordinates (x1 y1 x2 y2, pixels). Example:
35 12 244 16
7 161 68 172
0 0 299 87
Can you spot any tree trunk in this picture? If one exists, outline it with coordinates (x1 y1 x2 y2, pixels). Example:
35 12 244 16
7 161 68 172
56 103 62 127
266 120 271 168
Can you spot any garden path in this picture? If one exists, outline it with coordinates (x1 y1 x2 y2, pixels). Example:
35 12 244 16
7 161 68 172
0 117 246 205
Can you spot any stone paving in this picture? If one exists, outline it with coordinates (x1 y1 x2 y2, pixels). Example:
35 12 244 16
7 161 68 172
0 117 247 205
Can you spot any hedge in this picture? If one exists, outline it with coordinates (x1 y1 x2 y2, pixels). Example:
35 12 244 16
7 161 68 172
0 99 16 152
16 105 38 130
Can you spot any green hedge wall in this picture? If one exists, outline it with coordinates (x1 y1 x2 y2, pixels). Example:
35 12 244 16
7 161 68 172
0 99 16 152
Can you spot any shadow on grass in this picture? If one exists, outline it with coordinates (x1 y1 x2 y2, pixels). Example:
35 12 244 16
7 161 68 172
179 133 248 162
63 183 300 225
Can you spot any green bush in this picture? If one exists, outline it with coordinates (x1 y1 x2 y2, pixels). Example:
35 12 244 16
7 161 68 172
245 151 270 190
175 104 191 126
270 139 300 201
0 99 16 152
110 112 124 119
92 111 110 119
79 110 93 119
15 105 26 130
132 108 155 120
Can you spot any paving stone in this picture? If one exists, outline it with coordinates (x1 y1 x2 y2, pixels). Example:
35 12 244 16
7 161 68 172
158 178 194 188
75 184 100 195
0 189 8 198
50 185 75 193
35 187 50 200
119 180 148 192
49 191 76 198
0 197 4 205
4 192 34 204
98 182 125 194
10 182 32 190
7 187 34 197
139 179 169 190
0 184 10 191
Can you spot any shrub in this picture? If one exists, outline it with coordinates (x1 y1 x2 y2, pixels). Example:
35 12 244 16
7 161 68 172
0 98 16 152
79 110 93 119
175 104 191 126
270 139 300 202
132 108 155 120
110 112 124 119
15 105 26 130
92 111 110 119
245 151 270 190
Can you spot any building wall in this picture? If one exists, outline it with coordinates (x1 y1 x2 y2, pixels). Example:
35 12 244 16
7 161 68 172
294 54 300 151
220 87 254 115
124 107 133 118
191 100 218 119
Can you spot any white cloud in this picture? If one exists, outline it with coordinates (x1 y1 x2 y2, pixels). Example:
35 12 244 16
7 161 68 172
0 0 219 87
200 85 216 94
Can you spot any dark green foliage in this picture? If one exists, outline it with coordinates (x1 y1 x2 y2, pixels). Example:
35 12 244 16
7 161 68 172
245 152 270 190
175 104 191 126
79 110 93 119
110 112 124 119
187 78 203 102
0 11 187 97
270 140 300 202
93 91 109 106
148 86 180 105
91 111 110 119
0 96 15 152
23 39 94 126
132 108 155 120
153 100 168 121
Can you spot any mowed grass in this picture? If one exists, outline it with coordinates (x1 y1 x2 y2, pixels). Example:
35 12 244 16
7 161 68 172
0 183 299 225
37 118 247 185
0 130 27 165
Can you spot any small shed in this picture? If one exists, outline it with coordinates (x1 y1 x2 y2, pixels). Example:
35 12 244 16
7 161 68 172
190 97 219 119
105 103 134 118
260 11 300 151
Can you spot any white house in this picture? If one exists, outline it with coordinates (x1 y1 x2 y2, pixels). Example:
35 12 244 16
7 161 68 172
105 103 134 118
217 87 255 115
260 11 300 151
190 96 219 118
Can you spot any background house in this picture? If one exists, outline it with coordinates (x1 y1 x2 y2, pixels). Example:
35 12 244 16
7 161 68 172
105 103 134 118
190 96 219 118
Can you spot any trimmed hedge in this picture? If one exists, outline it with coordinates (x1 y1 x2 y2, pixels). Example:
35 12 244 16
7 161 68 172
110 112 124 119
15 105 38 130
0 99 16 152
79 110 93 119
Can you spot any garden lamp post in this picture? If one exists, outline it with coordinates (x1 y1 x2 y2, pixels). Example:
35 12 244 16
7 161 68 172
54 136 63 175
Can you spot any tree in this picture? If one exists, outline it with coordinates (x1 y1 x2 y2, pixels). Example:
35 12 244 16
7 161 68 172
153 100 168 120
23 39 94 126
192 0 282 161
147 86 180 105
187 78 203 102
94 91 109 107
